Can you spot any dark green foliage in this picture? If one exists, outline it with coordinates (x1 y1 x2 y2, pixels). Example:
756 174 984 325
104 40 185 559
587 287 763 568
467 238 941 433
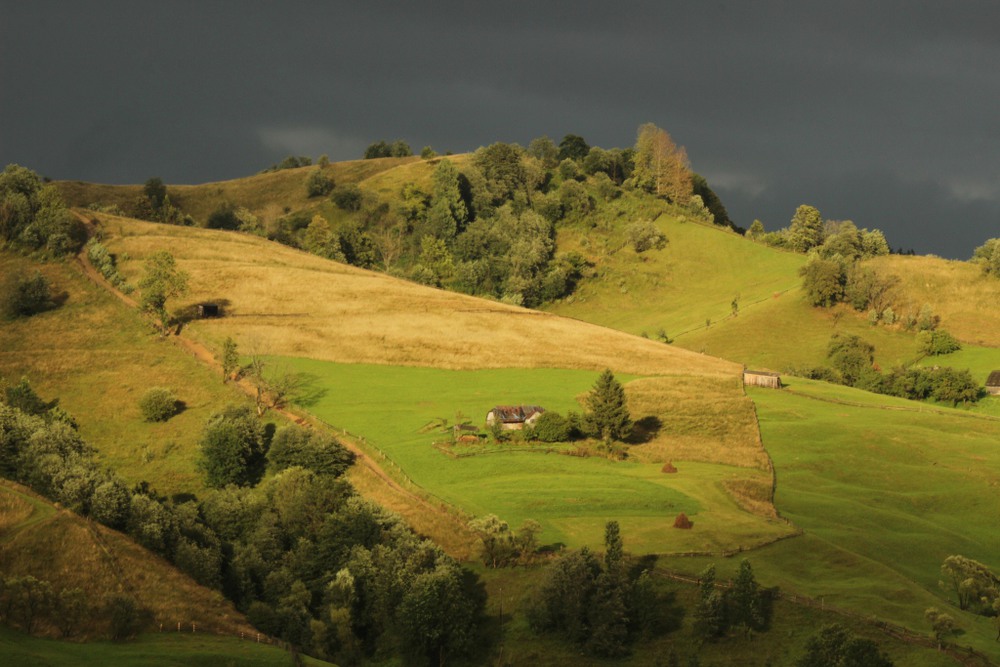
90 479 132 529
800 257 847 307
2 377 57 417
528 521 671 657
266 424 354 477
138 387 178 422
143 177 167 211
530 411 572 442
558 134 590 162
397 564 481 663
728 560 767 637
827 335 876 387
473 142 532 206
106 594 143 640
363 140 411 159
198 404 268 488
797 624 894 667
262 156 312 172
583 369 632 443
0 164 85 255
221 336 240 382
306 169 334 197
206 202 241 230
1 269 54 319
528 136 559 168
329 183 361 209
919 329 961 356
691 173 734 229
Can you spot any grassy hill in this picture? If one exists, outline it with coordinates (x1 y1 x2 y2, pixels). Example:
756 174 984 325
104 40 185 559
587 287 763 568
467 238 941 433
0 480 253 639
77 214 786 556
55 156 416 228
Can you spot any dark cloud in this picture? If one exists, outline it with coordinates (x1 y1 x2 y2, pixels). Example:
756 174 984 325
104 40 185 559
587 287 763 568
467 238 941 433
2 1 998 257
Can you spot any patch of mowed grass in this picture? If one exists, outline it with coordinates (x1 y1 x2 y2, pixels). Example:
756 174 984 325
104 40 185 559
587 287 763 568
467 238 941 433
546 214 805 339
0 626 332 667
0 252 251 496
739 379 1000 654
275 358 795 554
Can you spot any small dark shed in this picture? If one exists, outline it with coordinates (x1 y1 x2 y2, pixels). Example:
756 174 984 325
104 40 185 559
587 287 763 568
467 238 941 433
987 371 1000 396
743 370 781 389
197 303 221 318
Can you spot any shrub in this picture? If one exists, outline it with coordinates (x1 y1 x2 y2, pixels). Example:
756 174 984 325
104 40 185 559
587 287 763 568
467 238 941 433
1 270 53 319
531 411 572 442
919 330 961 356
306 169 334 197
138 387 178 422
267 424 354 476
626 220 667 253
331 184 362 211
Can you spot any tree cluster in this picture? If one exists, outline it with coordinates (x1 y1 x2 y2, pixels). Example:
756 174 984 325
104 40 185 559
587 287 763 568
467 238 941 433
86 239 134 293
0 382 483 663
693 562 773 642
261 155 313 172
265 126 731 309
468 514 542 568
527 521 680 657
363 140 412 159
796 624 894 667
971 237 1000 277
806 334 982 405
130 177 192 226
939 555 999 616
0 164 86 256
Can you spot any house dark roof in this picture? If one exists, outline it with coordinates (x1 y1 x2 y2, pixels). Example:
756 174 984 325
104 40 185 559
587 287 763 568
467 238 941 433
489 405 545 423
987 371 1000 387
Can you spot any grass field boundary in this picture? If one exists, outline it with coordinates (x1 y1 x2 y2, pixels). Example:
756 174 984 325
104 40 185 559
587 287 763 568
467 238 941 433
653 569 995 666
781 386 1000 422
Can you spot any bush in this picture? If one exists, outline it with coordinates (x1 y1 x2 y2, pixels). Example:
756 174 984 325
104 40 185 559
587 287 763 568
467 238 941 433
800 257 846 307
919 330 961 356
267 425 354 476
531 411 572 442
306 169 334 197
1 270 53 319
331 184 362 211
626 220 667 253
138 387 178 422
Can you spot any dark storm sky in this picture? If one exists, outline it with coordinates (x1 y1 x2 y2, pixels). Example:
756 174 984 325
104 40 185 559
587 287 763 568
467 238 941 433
2 1 998 258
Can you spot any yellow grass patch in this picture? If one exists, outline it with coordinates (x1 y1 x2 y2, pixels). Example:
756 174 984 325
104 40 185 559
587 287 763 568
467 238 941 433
626 376 768 470
868 254 1000 346
100 216 740 379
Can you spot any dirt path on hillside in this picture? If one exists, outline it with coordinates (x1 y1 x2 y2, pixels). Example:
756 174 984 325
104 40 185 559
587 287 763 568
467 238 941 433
71 211 477 559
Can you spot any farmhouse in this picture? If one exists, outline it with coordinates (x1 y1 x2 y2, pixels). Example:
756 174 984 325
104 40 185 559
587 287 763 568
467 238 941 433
486 405 545 430
743 369 781 389
987 371 1000 396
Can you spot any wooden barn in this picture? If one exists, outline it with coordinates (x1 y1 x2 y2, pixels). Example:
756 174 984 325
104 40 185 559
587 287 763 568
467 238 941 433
743 369 781 389
486 405 545 430
987 371 1000 396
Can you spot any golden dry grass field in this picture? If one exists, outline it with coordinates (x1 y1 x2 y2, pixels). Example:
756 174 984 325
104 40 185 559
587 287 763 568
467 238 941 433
867 253 1000 346
99 215 739 379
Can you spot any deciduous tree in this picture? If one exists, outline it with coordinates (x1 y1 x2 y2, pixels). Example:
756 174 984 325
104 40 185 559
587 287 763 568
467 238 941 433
138 250 188 332
631 123 692 203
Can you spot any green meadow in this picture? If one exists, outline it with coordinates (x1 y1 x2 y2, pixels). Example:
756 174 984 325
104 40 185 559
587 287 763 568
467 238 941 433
727 378 1000 655
277 358 794 553
0 626 331 667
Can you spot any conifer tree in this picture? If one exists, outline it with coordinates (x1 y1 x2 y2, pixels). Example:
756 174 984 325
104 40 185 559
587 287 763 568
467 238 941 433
584 369 632 443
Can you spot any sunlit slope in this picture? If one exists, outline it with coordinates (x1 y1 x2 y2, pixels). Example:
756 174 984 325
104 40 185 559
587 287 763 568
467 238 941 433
101 216 738 378
868 253 1000 347
748 378 1000 656
546 216 805 339
55 156 414 226
0 480 253 639
0 252 251 495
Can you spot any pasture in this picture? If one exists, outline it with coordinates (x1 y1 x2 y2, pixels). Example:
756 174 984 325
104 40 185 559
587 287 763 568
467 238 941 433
731 378 1000 656
273 358 794 555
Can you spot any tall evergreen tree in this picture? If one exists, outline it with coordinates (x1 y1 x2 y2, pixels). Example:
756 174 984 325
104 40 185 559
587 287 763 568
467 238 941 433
584 369 632 443
788 204 824 252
